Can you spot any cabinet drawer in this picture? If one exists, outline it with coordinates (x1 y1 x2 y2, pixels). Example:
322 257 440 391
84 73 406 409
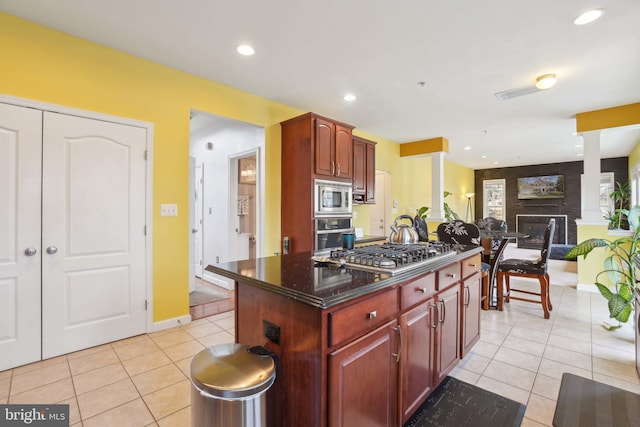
400 273 436 310
437 262 461 290
462 253 482 279
329 288 398 347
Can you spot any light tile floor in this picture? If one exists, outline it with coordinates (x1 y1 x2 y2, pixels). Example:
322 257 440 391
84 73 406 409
0 311 235 426
1 281 638 426
451 279 639 427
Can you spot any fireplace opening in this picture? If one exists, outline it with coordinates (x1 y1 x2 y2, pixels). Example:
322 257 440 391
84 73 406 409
516 215 567 249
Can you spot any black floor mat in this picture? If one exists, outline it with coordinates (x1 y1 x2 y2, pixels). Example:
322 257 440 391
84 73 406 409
403 376 526 427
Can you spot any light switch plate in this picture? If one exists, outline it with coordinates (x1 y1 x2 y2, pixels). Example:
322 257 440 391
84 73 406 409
160 203 178 216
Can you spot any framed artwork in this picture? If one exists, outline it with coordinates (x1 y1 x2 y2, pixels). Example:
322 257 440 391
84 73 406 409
238 158 256 184
517 175 564 199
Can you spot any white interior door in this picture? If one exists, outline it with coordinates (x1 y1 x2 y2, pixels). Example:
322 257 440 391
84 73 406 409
194 164 204 277
370 171 387 236
41 112 147 358
0 103 43 371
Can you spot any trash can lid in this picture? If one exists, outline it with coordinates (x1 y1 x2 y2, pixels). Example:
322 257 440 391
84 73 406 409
190 343 276 399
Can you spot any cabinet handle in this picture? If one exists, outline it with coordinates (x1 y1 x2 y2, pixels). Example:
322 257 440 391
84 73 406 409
367 310 377 319
470 263 479 267
331 161 335 175
417 287 427 294
391 325 402 363
430 304 438 329
447 273 457 279
336 162 341 176
464 286 470 307
439 301 446 324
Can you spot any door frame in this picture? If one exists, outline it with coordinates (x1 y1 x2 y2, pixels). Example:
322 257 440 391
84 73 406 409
229 147 262 259
0 93 154 332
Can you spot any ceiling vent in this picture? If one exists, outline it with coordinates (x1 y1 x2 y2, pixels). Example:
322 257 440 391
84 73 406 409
494 86 539 101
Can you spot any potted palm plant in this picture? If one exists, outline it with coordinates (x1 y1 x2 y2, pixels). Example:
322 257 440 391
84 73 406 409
606 181 630 230
566 205 640 329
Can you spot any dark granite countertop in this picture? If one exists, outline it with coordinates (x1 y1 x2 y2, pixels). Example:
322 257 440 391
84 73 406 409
206 245 482 309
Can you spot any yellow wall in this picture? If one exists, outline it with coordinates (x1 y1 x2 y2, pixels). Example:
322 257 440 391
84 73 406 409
0 12 302 322
1 13 474 322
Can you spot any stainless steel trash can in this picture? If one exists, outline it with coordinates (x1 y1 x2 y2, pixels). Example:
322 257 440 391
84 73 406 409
190 343 276 427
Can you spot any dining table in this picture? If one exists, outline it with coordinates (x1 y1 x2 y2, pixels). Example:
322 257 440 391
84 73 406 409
479 230 529 310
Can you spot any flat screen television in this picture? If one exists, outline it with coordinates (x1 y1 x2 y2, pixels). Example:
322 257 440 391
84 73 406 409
517 175 564 199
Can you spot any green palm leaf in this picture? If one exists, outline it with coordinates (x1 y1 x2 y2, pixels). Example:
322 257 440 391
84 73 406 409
595 282 613 300
613 302 632 323
566 238 608 259
608 294 630 319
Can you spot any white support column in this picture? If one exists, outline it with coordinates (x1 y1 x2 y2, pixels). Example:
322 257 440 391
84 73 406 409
431 152 445 222
581 130 603 220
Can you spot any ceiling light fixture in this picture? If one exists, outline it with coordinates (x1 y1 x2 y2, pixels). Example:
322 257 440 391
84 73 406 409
536 74 557 90
236 45 255 56
464 146 471 151
343 94 356 102
573 9 604 25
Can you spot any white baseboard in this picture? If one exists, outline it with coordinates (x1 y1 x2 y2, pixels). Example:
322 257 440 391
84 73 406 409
577 283 600 293
149 314 192 333
202 271 235 290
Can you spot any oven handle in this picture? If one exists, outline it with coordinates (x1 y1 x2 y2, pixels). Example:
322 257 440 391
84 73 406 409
316 228 354 235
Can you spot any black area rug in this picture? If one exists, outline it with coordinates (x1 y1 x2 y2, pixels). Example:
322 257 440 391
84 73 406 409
403 376 526 427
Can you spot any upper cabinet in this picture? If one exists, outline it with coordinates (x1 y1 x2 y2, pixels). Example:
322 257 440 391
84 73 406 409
353 136 376 204
314 116 353 180
280 113 355 253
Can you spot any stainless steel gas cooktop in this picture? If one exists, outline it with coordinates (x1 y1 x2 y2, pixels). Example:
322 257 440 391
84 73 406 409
327 242 456 275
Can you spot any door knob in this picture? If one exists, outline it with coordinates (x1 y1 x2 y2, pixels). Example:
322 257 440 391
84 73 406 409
47 246 58 255
24 247 37 256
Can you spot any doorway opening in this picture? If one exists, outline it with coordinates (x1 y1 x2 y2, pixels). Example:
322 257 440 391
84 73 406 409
188 111 265 319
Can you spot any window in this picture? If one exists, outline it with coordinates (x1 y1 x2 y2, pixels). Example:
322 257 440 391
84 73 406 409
632 162 640 207
580 172 614 219
483 179 505 220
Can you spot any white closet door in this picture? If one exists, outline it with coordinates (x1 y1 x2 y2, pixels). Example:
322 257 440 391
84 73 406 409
42 112 147 358
0 103 43 371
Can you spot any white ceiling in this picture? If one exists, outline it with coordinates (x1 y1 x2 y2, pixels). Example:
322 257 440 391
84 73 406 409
2 0 639 169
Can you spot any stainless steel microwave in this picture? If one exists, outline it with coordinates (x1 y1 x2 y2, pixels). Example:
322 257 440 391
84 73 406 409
314 179 352 216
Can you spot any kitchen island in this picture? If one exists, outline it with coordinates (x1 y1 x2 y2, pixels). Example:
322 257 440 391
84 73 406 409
206 244 483 427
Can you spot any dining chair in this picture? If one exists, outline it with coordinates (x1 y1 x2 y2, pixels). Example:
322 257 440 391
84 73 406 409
475 217 507 252
496 218 556 319
437 220 490 307
436 219 481 246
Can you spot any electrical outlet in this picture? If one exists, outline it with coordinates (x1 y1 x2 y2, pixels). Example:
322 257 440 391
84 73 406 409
160 203 178 216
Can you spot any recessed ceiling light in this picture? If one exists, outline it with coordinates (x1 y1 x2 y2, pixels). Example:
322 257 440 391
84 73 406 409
573 9 605 25
536 74 557 90
577 153 584 157
464 146 471 151
343 94 356 102
574 144 582 148
236 45 255 56
493 161 499 165
481 155 487 159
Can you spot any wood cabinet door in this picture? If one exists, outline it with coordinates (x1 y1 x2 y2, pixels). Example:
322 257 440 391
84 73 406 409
353 138 366 193
334 124 353 179
399 300 436 424
462 272 482 357
435 284 461 384
315 117 335 177
365 141 376 203
329 319 398 427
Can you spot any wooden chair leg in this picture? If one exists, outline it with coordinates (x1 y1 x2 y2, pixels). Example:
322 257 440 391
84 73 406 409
497 272 504 311
504 275 511 303
539 274 550 319
545 273 552 311
481 272 489 310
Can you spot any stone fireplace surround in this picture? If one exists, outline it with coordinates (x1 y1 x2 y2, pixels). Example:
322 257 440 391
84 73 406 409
516 214 567 249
